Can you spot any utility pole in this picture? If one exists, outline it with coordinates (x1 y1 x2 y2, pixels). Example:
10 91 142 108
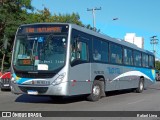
87 7 101 31
150 35 158 57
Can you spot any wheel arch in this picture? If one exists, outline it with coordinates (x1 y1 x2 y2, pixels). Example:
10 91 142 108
94 75 105 84
94 75 106 97
140 76 144 80
140 76 145 83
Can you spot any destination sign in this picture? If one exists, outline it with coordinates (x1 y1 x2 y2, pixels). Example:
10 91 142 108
18 59 32 66
25 27 62 33
18 24 69 34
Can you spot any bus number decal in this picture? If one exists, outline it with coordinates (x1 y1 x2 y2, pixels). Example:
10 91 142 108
94 71 104 74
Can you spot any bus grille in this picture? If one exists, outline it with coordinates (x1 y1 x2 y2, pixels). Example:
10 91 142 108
16 73 54 78
18 86 48 93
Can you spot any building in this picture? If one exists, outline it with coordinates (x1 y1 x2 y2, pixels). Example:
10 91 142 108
124 33 144 48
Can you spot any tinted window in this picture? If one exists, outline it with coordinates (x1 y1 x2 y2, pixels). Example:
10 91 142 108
93 38 108 62
78 42 88 61
71 30 89 62
149 55 154 68
123 48 133 65
142 53 149 67
133 51 141 66
109 43 122 64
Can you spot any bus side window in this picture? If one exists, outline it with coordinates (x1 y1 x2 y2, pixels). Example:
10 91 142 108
109 43 122 64
77 42 88 61
71 41 88 62
123 48 133 65
149 55 154 68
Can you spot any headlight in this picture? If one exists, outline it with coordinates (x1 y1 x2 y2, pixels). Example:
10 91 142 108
11 77 15 81
11 77 16 83
52 73 66 85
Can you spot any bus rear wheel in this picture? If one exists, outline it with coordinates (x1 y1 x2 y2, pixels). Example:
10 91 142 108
87 80 103 102
136 78 144 93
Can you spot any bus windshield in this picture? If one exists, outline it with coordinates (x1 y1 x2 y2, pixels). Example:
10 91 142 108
13 33 67 72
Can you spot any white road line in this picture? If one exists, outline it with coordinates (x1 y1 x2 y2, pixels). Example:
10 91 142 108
127 99 144 105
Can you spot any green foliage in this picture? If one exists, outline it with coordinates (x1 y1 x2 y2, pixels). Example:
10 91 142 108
27 7 83 26
155 61 160 71
85 24 100 32
0 0 32 71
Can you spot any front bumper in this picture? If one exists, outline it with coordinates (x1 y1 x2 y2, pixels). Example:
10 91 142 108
11 81 69 96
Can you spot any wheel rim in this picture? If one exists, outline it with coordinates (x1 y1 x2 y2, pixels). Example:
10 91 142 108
93 85 100 96
140 81 143 90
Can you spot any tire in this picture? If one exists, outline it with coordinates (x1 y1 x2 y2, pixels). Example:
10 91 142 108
87 80 103 102
136 78 144 93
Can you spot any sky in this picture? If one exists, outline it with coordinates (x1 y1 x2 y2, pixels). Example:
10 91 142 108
32 0 160 59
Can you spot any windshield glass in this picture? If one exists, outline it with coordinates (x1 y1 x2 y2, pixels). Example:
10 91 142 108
13 34 67 72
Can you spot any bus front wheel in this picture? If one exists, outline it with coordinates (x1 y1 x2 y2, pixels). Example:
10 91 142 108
87 80 103 102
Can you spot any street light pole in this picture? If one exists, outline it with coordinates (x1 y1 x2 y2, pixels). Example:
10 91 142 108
87 7 101 30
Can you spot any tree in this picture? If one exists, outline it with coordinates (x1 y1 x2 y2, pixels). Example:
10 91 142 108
155 61 160 71
28 7 83 26
0 0 33 72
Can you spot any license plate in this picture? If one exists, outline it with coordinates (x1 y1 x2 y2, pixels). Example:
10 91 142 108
4 84 9 87
27 90 38 95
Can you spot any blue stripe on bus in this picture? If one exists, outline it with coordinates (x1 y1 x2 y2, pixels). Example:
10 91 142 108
13 73 31 84
126 66 155 81
16 78 31 84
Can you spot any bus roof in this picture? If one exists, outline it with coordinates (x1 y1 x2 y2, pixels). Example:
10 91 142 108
19 23 154 56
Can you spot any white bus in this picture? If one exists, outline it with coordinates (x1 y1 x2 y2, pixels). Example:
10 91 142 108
11 23 156 101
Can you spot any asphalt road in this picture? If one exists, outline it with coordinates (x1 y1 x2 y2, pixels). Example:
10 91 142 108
1 82 160 120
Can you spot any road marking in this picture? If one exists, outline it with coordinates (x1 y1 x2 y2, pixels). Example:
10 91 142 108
127 99 144 105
